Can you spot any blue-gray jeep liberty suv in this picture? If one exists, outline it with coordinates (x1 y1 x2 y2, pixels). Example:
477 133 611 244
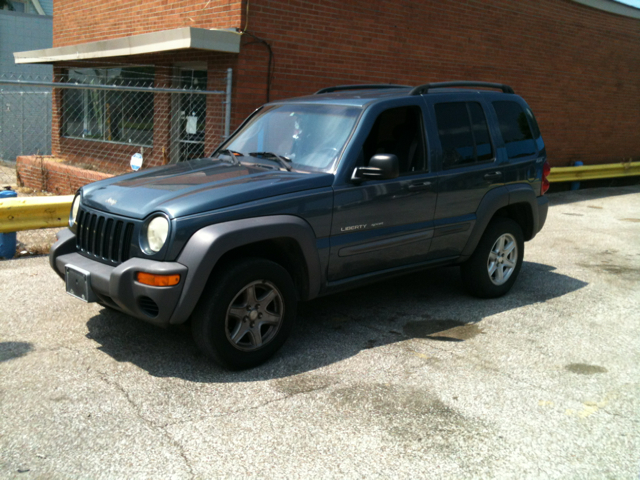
50 81 550 369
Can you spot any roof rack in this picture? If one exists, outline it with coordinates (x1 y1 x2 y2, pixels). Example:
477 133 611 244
410 81 515 95
314 84 411 95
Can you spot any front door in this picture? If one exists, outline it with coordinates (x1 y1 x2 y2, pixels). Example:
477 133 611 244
328 104 438 281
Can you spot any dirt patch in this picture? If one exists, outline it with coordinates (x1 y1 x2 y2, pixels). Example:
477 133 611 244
403 317 485 342
565 363 608 375
327 383 495 452
578 262 640 280
0 164 17 188
15 227 61 257
273 373 335 396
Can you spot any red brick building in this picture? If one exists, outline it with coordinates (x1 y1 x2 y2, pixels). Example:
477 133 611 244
15 0 640 174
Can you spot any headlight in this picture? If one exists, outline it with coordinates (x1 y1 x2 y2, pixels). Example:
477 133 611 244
69 195 81 228
146 216 169 253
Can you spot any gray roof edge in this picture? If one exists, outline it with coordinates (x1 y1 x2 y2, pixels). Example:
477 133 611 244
13 27 241 64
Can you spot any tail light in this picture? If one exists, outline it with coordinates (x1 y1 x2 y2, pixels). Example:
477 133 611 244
541 161 551 195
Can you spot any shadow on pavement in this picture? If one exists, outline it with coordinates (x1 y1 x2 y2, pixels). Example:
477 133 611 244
0 341 33 362
547 184 640 206
85 261 588 382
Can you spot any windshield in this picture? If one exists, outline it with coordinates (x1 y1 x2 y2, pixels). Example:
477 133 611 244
220 104 362 172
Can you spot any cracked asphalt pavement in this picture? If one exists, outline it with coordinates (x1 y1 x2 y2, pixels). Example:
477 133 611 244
1 185 639 478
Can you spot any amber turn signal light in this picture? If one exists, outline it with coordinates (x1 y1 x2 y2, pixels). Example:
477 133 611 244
136 272 180 287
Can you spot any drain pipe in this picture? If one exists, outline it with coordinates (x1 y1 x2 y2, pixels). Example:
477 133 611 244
571 160 584 190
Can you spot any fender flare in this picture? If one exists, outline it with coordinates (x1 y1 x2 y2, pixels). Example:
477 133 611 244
506 183 543 239
169 215 321 324
462 185 542 258
461 187 509 257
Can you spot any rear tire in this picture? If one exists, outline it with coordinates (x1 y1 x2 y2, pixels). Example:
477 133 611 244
461 218 524 298
191 258 297 370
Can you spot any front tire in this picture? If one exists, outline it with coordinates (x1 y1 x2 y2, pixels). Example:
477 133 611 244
461 218 524 298
191 258 298 370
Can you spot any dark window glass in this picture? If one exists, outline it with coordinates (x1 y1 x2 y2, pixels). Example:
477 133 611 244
468 103 493 162
362 106 426 174
62 67 155 147
493 101 537 159
13 2 26 12
525 107 541 139
435 102 475 168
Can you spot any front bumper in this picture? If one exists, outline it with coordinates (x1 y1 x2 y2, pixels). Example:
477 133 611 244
50 229 187 326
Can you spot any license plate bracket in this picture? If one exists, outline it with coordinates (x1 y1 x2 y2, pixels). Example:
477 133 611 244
65 265 97 302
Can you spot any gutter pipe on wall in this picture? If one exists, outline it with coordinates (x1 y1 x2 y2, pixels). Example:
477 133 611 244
237 29 273 103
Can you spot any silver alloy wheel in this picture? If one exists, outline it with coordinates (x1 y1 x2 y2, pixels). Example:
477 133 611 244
487 233 518 286
225 280 285 352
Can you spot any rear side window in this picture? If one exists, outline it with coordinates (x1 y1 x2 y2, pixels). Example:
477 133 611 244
492 101 537 159
469 103 493 162
434 102 493 169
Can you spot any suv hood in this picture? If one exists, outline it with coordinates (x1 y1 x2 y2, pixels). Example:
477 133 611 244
81 158 334 219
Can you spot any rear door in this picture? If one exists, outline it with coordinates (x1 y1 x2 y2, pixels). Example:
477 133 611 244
490 99 545 190
421 95 503 258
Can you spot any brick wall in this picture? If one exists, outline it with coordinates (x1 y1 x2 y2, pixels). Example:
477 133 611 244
16 156 113 195
228 0 640 166
52 0 640 167
53 0 244 47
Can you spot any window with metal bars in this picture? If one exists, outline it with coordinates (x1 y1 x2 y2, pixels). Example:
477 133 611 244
62 67 155 147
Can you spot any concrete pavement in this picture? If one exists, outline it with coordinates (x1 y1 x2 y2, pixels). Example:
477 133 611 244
1 186 639 478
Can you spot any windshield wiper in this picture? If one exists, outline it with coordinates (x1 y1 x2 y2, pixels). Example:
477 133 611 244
248 152 292 171
215 149 244 165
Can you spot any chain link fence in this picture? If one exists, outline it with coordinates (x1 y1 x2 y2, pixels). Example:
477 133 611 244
0 67 232 256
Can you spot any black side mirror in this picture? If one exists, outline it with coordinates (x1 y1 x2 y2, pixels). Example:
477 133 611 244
351 154 400 182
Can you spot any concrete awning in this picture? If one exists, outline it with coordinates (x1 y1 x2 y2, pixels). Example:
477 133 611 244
14 27 241 64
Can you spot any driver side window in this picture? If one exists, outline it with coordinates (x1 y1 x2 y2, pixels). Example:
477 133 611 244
362 106 427 174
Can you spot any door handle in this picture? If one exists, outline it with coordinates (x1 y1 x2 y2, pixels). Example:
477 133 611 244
483 171 502 181
407 180 432 190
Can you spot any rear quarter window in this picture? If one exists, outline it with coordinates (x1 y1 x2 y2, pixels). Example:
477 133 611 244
492 101 537 159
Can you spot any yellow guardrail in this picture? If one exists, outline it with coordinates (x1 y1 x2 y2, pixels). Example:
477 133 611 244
548 162 640 183
0 195 73 233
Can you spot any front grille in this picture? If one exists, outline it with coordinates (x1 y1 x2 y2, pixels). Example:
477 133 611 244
76 208 135 265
